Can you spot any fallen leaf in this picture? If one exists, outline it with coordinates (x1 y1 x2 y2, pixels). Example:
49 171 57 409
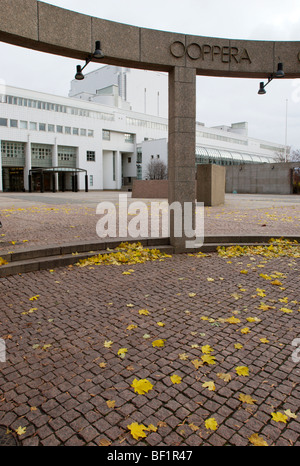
234 343 243 349
217 372 232 382
284 409 297 419
280 307 293 313
170 374 182 384
191 359 203 369
127 422 148 440
202 381 215 391
201 344 214 354
117 348 128 358
189 423 199 432
240 327 250 334
139 309 150 315
99 438 112 446
235 366 249 376
201 354 216 365
205 418 218 431
226 316 241 324
260 338 269 344
178 353 189 360
271 412 288 423
152 339 165 348
131 378 153 395
104 340 113 348
106 400 116 408
157 322 165 327
15 426 26 436
249 433 268 446
146 424 157 432
239 393 257 404
127 324 138 330
246 317 261 323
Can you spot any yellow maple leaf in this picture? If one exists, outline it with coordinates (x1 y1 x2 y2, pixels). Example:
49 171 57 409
170 374 182 384
106 400 116 408
131 378 153 395
127 422 148 440
217 372 232 382
240 270 248 274
235 366 249 376
246 317 261 322
249 433 268 446
157 322 165 327
29 295 40 301
260 337 269 343
104 340 113 348
152 339 165 348
146 424 157 432
280 307 293 313
234 343 243 349
139 309 150 315
226 316 241 324
271 412 288 423
117 348 128 358
178 353 189 360
271 279 282 286
127 324 138 330
201 344 214 354
191 359 203 369
189 292 197 297
201 354 216 365
207 277 215 281
202 381 215 391
258 303 274 311
240 327 250 334
15 426 26 436
284 409 297 419
239 393 257 404
205 417 218 431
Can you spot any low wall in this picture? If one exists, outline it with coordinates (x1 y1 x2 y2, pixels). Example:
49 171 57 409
226 162 299 195
132 180 168 198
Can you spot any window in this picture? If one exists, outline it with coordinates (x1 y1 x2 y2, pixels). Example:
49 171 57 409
73 127 79 135
102 130 110 140
90 175 94 187
0 118 8 126
128 157 132 163
20 121 28 129
87 151 95 162
125 133 134 143
80 128 86 136
48 124 55 132
1 141 25 167
65 126 71 134
30 122 37 130
39 123 46 131
88 129 94 137
56 125 63 133
10 119 18 128
157 154 160 159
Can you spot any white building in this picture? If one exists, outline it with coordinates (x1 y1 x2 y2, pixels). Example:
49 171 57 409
0 66 286 192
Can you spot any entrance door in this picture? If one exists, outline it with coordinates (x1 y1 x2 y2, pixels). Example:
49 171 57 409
2 167 24 191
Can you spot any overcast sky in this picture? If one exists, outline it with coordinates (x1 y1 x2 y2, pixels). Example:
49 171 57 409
1 0 300 148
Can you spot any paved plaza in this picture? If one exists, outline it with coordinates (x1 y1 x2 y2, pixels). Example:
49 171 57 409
0 192 299 446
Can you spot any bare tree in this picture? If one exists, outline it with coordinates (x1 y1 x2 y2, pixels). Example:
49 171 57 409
290 148 300 162
145 160 168 180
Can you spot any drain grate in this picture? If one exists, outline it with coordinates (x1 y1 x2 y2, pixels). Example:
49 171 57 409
0 426 21 446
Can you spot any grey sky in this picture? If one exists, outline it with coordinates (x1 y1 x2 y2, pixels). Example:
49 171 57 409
1 0 300 148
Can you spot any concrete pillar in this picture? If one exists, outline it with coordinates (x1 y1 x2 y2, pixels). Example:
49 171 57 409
168 66 196 252
52 139 58 192
0 140 2 192
115 150 122 190
24 135 31 191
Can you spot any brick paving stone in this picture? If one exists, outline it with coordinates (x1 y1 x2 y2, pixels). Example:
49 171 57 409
0 236 300 446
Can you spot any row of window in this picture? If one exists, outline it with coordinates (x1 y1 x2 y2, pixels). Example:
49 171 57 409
0 118 94 137
126 117 167 132
102 129 135 143
1 141 96 165
196 130 248 147
0 94 114 122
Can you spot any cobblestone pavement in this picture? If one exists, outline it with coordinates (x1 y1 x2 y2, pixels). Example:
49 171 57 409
0 192 300 251
0 250 299 446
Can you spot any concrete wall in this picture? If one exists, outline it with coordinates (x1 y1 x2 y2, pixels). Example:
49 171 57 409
197 164 226 206
225 162 299 195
